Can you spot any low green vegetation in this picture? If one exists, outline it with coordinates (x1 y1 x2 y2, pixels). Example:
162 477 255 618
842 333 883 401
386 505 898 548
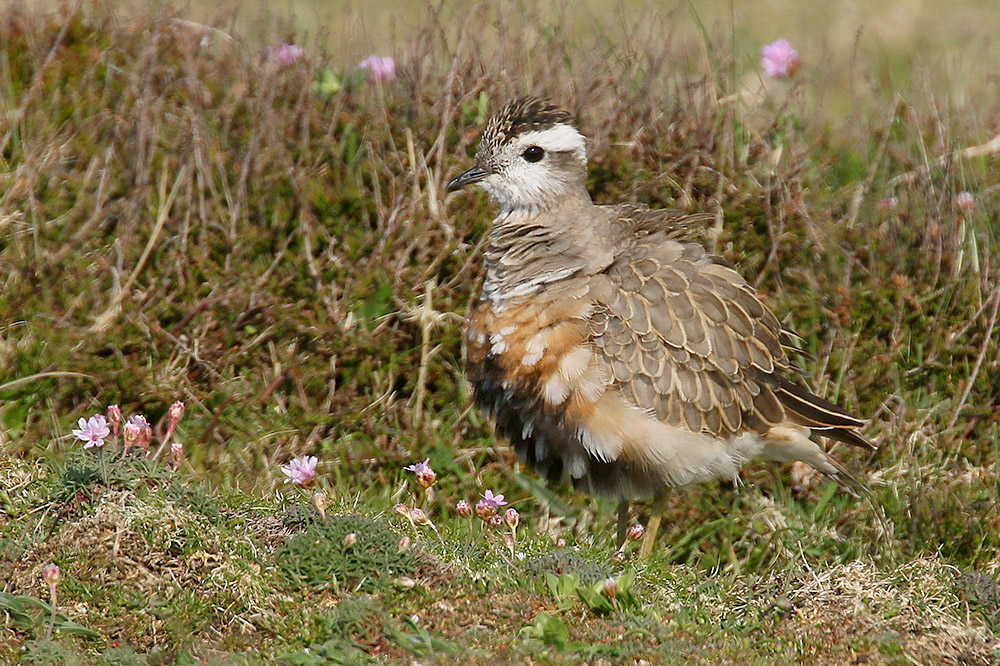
1 1 999 664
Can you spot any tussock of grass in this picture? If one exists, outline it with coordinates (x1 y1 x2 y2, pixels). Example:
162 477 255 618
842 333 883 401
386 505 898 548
2 0 1000 663
276 513 415 593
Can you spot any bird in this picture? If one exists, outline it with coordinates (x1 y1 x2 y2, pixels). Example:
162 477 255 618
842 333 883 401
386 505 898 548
446 96 875 560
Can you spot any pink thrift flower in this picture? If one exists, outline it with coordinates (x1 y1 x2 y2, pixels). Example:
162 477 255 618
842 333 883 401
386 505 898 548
72 415 110 449
125 414 151 451
359 55 395 82
281 455 318 486
404 458 437 488
272 43 304 66
456 499 472 518
475 499 496 521
480 489 507 508
761 39 800 79
957 191 975 211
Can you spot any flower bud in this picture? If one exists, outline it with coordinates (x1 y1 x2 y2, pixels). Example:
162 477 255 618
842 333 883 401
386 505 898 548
603 577 618 599
169 401 185 422
488 514 504 528
108 405 122 426
555 538 566 548
42 563 61 587
504 508 519 530
957 191 975 211
398 535 411 552
343 532 357 548
626 524 644 542
392 503 410 517
502 533 515 551
312 492 327 519
410 508 430 525
394 576 416 589
610 550 626 563
455 499 472 518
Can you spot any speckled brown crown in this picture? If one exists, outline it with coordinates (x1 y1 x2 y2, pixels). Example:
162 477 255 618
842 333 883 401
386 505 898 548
480 97 574 152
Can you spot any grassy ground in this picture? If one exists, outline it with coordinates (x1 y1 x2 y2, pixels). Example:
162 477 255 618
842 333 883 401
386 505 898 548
2 1 999 664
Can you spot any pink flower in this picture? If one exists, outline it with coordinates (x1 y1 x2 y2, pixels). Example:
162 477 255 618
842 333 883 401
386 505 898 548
281 455 318 486
72 415 110 449
957 191 975 211
480 489 507 508
272 43 304 66
476 489 507 521
475 500 496 521
404 458 437 488
761 39 800 79
359 55 395 82
124 414 151 451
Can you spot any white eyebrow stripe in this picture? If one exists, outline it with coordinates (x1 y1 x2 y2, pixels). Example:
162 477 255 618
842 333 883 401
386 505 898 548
518 124 586 156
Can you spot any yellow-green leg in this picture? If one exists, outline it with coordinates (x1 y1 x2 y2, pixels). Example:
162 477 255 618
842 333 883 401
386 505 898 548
638 489 672 562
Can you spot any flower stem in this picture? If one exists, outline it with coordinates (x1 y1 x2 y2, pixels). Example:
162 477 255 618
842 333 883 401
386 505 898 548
46 585 57 640
99 449 108 485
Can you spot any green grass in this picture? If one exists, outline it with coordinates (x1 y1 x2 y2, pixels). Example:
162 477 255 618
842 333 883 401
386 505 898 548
2 1 1000 663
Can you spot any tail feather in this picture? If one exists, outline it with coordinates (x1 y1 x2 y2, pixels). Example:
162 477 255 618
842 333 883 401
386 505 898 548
765 374 876 452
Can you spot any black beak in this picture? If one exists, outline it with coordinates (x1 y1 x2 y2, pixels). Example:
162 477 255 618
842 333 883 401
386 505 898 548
446 165 490 192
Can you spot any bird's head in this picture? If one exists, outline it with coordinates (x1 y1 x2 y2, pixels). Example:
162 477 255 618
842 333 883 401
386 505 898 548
447 97 589 212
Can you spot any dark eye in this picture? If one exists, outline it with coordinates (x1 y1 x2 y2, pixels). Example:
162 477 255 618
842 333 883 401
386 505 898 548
522 145 544 162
